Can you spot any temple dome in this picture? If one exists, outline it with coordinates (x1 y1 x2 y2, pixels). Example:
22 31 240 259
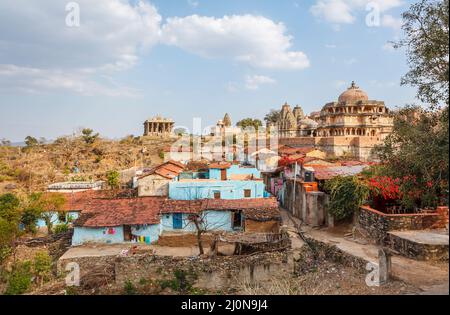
338 81 368 103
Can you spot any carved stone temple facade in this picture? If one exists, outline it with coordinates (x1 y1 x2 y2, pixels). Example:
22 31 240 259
143 116 175 137
273 82 394 161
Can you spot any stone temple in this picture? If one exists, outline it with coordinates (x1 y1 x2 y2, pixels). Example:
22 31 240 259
273 81 394 161
143 116 175 137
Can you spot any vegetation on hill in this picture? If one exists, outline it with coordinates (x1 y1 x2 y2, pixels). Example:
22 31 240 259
0 131 176 195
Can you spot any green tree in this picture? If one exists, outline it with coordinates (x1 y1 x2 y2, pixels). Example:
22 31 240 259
1 138 11 146
107 170 120 190
5 260 33 295
373 0 450 209
0 194 21 262
28 193 66 235
0 193 21 223
81 128 99 145
324 176 370 220
20 208 41 234
33 251 52 287
374 106 449 209
396 0 449 108
264 110 281 125
24 136 38 147
236 118 263 130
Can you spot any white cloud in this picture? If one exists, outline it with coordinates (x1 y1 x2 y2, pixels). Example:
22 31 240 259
160 14 310 70
310 0 404 27
0 0 160 96
0 64 140 97
245 75 276 90
311 0 355 24
0 1 310 96
381 14 403 31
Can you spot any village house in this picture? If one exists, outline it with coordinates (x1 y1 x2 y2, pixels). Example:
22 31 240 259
168 162 268 200
69 160 280 246
263 149 373 227
72 197 280 246
137 160 186 197
35 182 106 230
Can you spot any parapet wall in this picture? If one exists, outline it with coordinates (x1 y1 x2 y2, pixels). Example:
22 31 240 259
358 206 447 244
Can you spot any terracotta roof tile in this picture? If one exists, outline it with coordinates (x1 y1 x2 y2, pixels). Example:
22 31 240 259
139 161 186 180
208 162 232 169
75 197 165 227
75 197 280 227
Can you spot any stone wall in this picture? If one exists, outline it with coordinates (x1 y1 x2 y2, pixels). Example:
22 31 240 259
358 206 446 244
387 232 449 261
58 252 292 293
279 136 382 161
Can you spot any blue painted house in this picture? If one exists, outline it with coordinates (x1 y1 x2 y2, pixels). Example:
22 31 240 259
71 162 279 246
169 162 269 201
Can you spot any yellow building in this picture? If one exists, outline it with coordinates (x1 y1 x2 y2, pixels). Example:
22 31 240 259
315 81 393 140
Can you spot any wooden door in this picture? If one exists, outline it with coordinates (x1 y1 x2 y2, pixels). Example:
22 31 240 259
123 225 132 242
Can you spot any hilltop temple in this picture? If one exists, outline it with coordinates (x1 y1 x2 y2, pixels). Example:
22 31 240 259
273 82 394 160
143 116 175 137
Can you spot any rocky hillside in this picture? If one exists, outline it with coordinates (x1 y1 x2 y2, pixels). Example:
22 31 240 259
0 135 177 195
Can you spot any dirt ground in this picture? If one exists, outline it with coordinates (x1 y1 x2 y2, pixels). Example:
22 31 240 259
280 208 449 295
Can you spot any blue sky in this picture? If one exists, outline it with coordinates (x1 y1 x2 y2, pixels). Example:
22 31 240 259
0 0 417 142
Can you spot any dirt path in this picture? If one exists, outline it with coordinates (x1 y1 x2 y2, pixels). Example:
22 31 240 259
280 208 449 295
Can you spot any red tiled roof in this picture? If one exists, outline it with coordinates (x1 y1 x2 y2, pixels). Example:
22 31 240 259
161 198 280 221
139 160 185 180
75 197 165 227
208 162 232 169
48 190 135 212
75 197 280 227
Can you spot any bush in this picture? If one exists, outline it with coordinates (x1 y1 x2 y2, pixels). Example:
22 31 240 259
106 170 120 190
5 260 33 295
33 251 52 286
53 223 69 234
123 280 137 295
324 176 369 221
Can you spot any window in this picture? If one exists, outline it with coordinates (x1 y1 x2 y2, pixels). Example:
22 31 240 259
232 211 243 230
244 189 252 198
214 191 221 199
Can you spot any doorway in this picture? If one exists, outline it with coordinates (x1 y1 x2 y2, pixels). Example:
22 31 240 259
123 225 132 242
221 169 227 180
173 213 183 230
232 211 243 231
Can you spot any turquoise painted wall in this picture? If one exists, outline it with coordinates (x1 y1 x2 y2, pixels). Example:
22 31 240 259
36 211 80 228
161 211 233 232
72 224 161 246
169 180 266 200
72 226 124 246
209 165 261 180
131 224 161 244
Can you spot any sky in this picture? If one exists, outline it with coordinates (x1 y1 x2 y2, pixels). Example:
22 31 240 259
0 0 418 142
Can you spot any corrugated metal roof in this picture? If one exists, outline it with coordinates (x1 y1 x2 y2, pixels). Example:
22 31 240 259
311 165 369 180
